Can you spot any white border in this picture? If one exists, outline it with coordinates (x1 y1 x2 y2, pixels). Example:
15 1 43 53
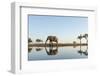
11 2 96 74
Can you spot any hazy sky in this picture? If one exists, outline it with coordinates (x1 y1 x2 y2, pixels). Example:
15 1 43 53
28 15 88 43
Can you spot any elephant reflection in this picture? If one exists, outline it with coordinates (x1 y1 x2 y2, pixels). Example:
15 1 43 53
45 46 58 55
45 36 58 47
78 45 88 56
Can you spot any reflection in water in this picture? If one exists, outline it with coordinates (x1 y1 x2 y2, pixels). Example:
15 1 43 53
83 46 88 56
28 46 88 60
36 47 43 51
77 45 88 56
73 45 77 48
28 47 43 52
83 51 88 56
45 46 58 55
28 47 32 53
28 45 88 58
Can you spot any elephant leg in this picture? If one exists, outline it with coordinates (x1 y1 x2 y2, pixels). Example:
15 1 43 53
51 42 53 47
49 41 53 47
45 39 48 47
56 41 58 48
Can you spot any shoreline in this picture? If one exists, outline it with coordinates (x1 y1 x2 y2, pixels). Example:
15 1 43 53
28 43 88 47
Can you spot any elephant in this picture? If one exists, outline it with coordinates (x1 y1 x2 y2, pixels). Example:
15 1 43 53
45 36 58 47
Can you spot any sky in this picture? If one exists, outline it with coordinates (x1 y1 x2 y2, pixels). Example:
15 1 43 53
28 15 88 43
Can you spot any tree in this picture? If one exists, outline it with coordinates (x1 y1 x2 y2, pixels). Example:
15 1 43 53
77 34 83 45
73 41 76 44
83 34 88 44
28 38 32 43
73 41 76 48
36 39 43 42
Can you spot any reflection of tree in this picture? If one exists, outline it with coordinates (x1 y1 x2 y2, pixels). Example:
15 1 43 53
77 45 88 56
78 44 82 55
82 46 88 56
28 47 43 53
36 47 43 51
45 46 58 55
73 41 76 48
28 47 32 53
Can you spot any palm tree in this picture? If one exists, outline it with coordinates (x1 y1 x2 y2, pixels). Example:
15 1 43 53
77 34 83 45
83 34 88 44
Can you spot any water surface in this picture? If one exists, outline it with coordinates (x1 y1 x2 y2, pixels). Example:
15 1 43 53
28 46 88 61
